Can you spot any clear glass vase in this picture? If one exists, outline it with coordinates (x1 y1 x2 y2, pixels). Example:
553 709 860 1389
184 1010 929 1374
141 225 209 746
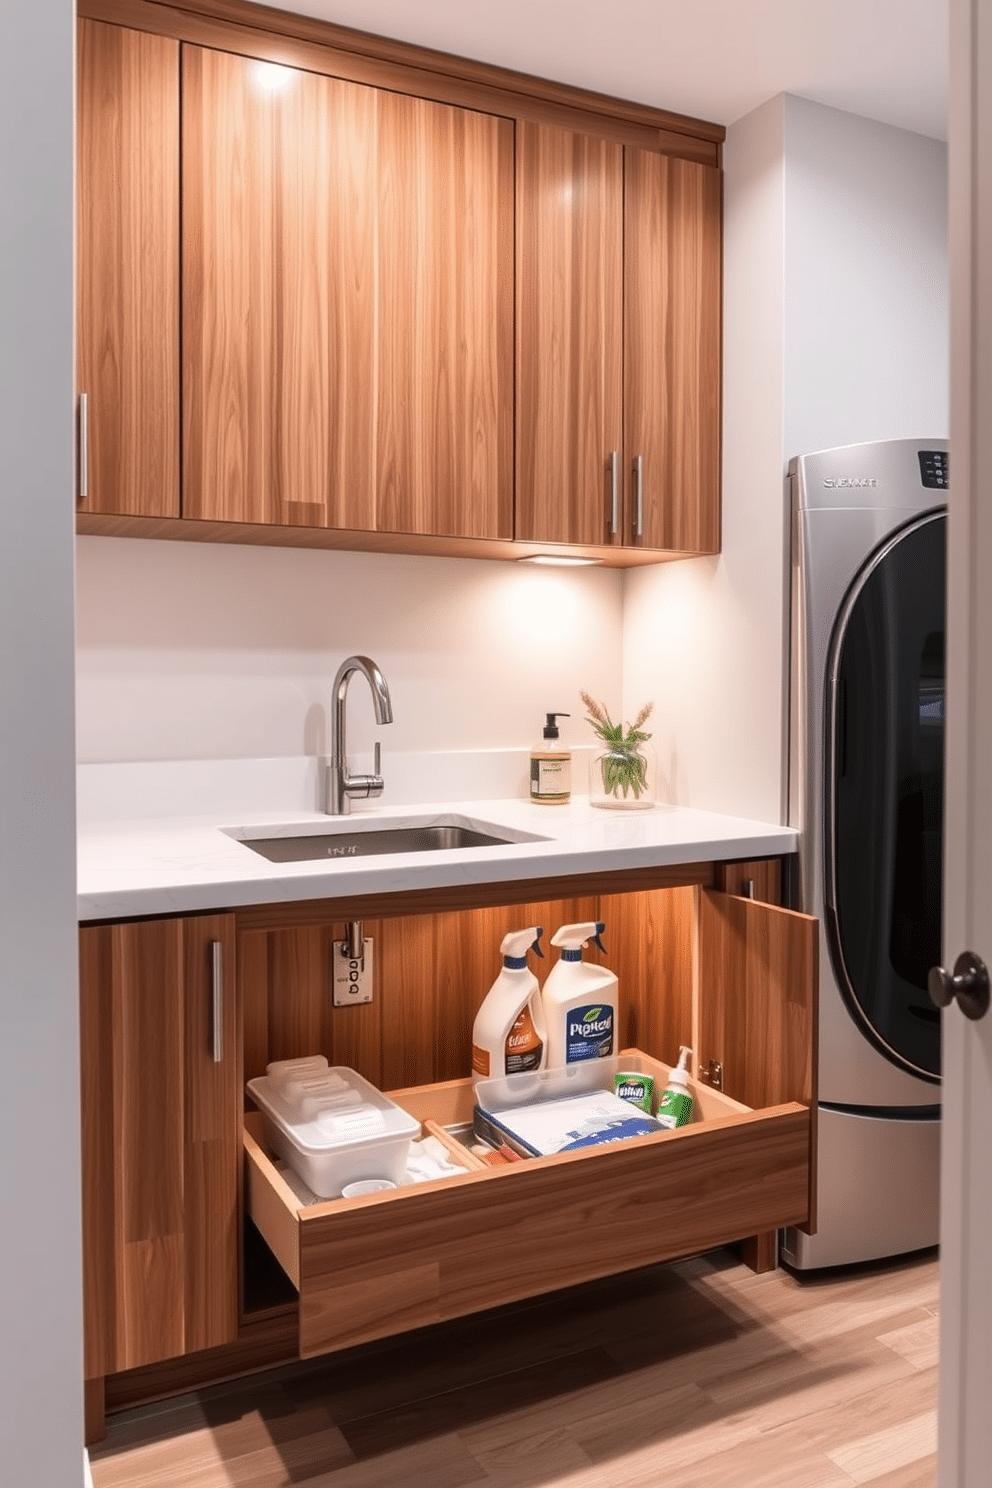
589 740 657 809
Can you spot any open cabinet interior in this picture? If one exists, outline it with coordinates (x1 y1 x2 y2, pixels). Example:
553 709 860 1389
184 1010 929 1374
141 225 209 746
237 871 818 1349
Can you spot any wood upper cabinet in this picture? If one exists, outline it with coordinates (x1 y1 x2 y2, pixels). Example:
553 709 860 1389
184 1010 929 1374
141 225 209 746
515 123 624 548
79 913 238 1380
182 47 376 531
625 148 722 552
182 46 513 539
516 121 721 553
75 7 722 560
375 91 514 539
76 19 180 518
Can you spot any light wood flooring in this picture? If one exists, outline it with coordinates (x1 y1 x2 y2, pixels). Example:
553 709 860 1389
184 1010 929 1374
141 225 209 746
88 1245 939 1488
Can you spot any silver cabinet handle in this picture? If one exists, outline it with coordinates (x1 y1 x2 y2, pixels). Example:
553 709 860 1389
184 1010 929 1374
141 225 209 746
608 450 619 536
211 940 223 1063
633 454 644 539
78 392 88 502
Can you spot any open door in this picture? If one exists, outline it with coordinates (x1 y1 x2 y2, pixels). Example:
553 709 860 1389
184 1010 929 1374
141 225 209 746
937 4 992 1483
697 889 818 1234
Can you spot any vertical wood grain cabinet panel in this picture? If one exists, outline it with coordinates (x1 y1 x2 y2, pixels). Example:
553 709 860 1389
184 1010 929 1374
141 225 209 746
696 893 817 1114
696 892 818 1234
516 122 624 547
182 47 376 529
80 915 238 1378
183 49 512 538
240 897 600 1094
182 915 239 1355
76 20 179 518
376 94 514 539
604 885 696 1060
625 149 722 552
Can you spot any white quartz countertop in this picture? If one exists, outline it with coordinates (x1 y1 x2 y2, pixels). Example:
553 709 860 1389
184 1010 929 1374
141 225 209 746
77 795 797 921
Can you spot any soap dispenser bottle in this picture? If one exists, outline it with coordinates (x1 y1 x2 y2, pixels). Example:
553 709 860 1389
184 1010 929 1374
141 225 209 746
471 927 547 1085
530 713 571 804
656 1046 695 1129
541 921 618 1068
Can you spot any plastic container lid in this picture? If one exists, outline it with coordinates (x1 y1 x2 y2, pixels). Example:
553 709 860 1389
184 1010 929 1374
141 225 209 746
247 1059 419 1159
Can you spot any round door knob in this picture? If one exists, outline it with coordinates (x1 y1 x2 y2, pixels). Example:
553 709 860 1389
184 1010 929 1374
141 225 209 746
928 951 991 1021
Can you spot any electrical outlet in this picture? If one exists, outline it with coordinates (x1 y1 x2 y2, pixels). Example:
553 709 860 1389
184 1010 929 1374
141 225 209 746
331 938 374 1006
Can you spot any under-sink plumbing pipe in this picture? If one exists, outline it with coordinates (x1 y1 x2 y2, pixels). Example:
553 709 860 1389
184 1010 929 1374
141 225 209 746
342 920 365 967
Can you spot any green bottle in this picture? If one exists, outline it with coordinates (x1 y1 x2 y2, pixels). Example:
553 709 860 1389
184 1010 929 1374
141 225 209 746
656 1046 694 1130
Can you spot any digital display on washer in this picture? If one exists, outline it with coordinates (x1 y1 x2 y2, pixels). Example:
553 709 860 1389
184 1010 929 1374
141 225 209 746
918 450 948 490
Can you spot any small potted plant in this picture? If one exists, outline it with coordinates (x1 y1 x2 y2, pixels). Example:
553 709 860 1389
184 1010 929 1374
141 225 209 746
581 692 656 809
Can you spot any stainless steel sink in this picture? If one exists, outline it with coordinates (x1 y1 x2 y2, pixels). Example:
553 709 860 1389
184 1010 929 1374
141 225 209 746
237 822 525 863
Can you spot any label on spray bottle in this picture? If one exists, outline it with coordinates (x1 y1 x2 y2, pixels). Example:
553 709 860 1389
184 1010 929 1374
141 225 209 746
504 1005 544 1075
473 1005 544 1078
564 1003 614 1064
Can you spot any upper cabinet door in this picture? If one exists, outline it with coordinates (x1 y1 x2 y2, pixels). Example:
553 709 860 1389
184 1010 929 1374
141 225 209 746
182 49 513 538
182 48 376 530
376 93 514 540
76 20 180 518
515 122 624 548
624 149 722 553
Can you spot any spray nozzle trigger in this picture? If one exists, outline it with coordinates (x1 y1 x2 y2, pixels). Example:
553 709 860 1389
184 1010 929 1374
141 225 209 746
499 925 544 966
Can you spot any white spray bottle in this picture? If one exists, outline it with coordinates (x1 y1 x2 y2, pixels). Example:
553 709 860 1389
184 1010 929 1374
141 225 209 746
542 921 618 1069
471 927 546 1085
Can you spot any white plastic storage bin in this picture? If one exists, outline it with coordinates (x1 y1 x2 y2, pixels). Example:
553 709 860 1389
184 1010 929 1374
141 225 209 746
246 1057 420 1198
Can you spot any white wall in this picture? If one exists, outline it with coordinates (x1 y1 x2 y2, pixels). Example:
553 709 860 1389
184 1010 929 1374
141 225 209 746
76 536 623 783
622 95 949 822
1 2 83 1485
783 95 948 456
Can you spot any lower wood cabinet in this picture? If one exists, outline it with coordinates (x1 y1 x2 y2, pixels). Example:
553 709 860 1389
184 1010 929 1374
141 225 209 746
79 913 238 1380
80 862 817 1429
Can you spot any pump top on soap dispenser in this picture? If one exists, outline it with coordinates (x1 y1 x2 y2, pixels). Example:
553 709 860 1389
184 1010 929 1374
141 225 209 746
471 927 547 1085
656 1046 695 1130
530 713 571 805
542 921 617 1068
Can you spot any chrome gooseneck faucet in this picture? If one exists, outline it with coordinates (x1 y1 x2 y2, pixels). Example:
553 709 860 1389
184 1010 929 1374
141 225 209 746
327 655 393 815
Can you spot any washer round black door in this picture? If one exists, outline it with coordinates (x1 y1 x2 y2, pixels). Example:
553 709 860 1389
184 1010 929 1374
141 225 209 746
825 509 945 1082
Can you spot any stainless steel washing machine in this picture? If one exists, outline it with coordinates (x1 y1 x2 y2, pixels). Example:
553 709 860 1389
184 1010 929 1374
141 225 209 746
782 437 945 1270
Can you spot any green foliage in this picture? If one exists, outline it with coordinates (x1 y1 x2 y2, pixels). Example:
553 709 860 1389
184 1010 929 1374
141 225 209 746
581 691 653 800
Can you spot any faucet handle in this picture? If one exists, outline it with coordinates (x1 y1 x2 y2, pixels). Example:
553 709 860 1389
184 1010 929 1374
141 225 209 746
373 741 381 778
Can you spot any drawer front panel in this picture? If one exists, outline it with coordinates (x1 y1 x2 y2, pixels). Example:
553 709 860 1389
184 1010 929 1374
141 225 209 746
289 1105 810 1356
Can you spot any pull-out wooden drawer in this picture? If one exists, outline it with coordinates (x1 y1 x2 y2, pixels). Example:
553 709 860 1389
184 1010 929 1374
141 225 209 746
244 1051 812 1360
